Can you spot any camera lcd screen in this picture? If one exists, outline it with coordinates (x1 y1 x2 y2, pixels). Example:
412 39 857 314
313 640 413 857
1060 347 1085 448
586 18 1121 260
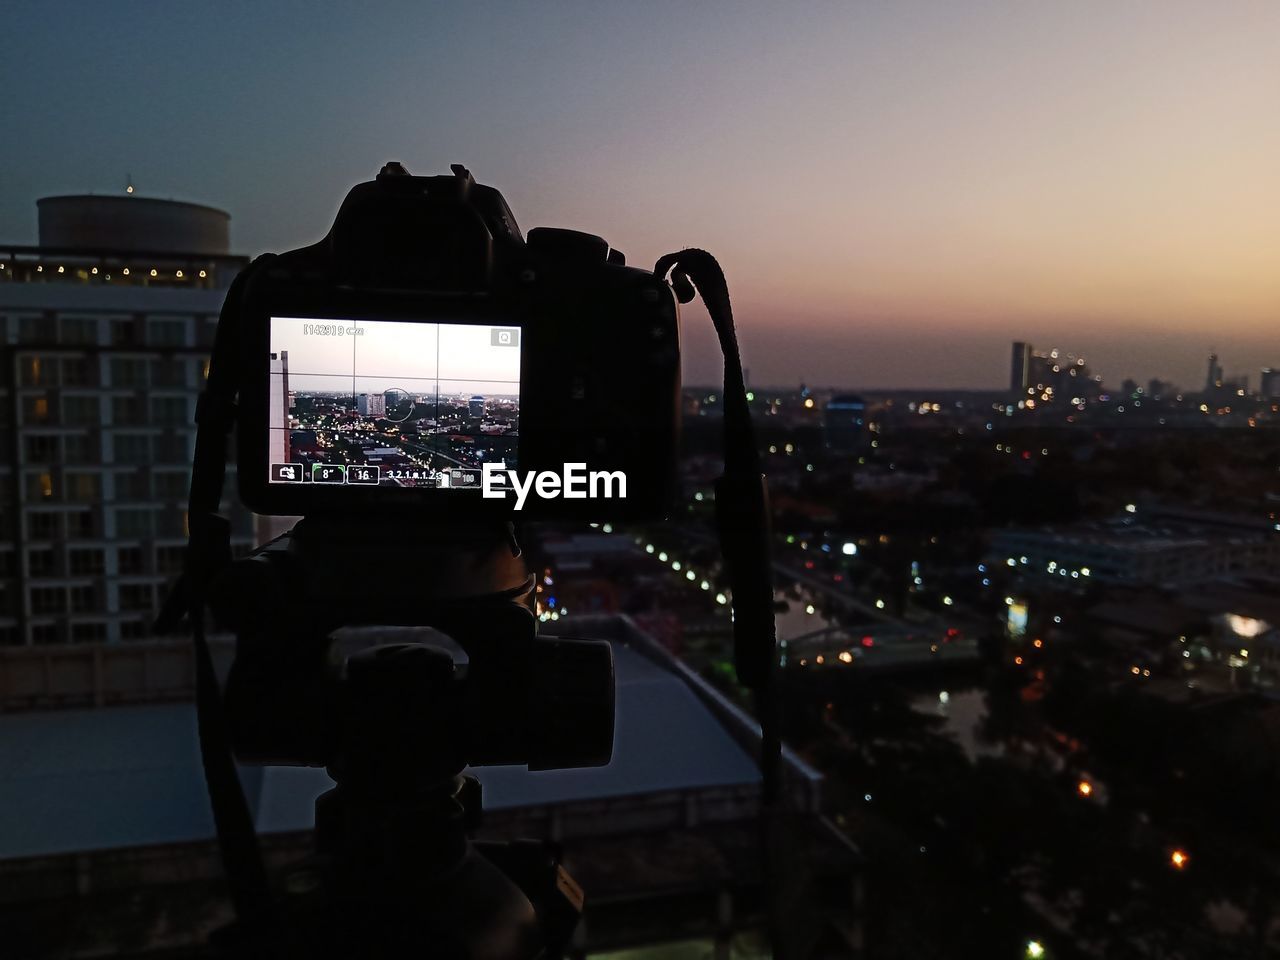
267 316 520 490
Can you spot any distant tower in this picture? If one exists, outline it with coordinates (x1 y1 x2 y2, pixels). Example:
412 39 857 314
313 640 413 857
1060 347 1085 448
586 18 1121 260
269 350 290 464
1261 368 1279 400
1206 352 1223 391
469 395 485 419
1011 342 1033 393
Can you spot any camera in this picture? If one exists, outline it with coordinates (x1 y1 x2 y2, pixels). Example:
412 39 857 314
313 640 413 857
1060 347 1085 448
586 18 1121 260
167 164 770 958
232 163 681 520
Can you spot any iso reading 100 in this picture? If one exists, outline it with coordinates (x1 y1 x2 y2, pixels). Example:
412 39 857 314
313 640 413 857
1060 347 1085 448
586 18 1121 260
302 323 365 336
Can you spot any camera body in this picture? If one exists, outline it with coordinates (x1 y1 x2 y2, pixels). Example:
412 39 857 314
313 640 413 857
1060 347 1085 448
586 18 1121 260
234 164 681 521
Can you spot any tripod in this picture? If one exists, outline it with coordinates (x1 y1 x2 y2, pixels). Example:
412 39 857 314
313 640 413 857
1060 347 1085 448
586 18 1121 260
201 516 613 959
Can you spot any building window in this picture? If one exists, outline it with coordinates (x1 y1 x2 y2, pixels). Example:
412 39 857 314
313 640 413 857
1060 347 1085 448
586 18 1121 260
18 316 49 342
156 508 189 538
117 545 146 573
0 624 16 645
152 396 189 424
63 434 96 464
148 319 187 347
116 510 154 539
27 512 60 540
153 471 189 500
109 357 148 387
24 434 58 462
112 395 145 425
22 396 51 424
155 434 190 463
63 396 100 426
114 472 147 500
31 587 67 614
152 358 189 387
20 355 58 387
111 319 139 346
113 434 152 464
69 584 99 613
60 317 98 345
32 624 62 644
67 511 97 538
28 548 56 577
67 473 101 502
71 622 108 643
69 548 105 575
119 584 153 611
25 472 56 500
61 356 94 386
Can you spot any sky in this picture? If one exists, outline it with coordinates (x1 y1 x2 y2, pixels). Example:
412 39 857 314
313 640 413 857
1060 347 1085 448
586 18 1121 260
3 1 1278 389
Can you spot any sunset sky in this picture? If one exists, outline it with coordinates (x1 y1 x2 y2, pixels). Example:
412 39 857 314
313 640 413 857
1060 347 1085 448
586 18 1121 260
3 1 1277 388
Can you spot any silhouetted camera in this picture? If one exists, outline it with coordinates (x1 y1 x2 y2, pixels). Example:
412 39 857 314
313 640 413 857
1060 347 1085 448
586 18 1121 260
233 163 680 520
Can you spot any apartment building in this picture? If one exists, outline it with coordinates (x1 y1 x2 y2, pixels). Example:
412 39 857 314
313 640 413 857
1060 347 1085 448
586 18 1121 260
0 193 254 645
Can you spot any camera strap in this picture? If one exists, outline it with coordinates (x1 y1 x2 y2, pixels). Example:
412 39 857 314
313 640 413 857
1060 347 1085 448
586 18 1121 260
656 250 785 956
158 259 276 929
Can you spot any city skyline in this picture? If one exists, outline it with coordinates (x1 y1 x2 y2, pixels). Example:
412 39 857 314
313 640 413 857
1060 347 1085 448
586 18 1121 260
4 2 1278 388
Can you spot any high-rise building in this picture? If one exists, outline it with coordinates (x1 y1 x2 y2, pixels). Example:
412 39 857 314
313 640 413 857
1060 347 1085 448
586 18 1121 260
269 349 290 464
824 394 867 452
469 395 485 419
1010 341 1032 392
1 193 252 645
1205 352 1223 391
1260 367 1279 400
357 392 385 417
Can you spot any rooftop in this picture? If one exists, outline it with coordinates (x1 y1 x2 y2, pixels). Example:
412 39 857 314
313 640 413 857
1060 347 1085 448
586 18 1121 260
0 618 814 862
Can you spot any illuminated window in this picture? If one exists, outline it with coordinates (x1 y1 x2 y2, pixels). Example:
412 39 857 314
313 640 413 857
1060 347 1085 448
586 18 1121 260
25 472 56 500
20 356 52 386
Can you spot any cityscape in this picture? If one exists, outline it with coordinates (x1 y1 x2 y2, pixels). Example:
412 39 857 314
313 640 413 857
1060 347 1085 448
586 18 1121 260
269 316 520 488
1 191 1276 958
276 384 519 488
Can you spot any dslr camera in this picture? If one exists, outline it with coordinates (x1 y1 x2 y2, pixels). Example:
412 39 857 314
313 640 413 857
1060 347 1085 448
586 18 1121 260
233 162 681 520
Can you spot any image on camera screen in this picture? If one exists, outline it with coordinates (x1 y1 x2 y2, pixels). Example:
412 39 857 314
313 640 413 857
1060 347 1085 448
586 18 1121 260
267 317 520 489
